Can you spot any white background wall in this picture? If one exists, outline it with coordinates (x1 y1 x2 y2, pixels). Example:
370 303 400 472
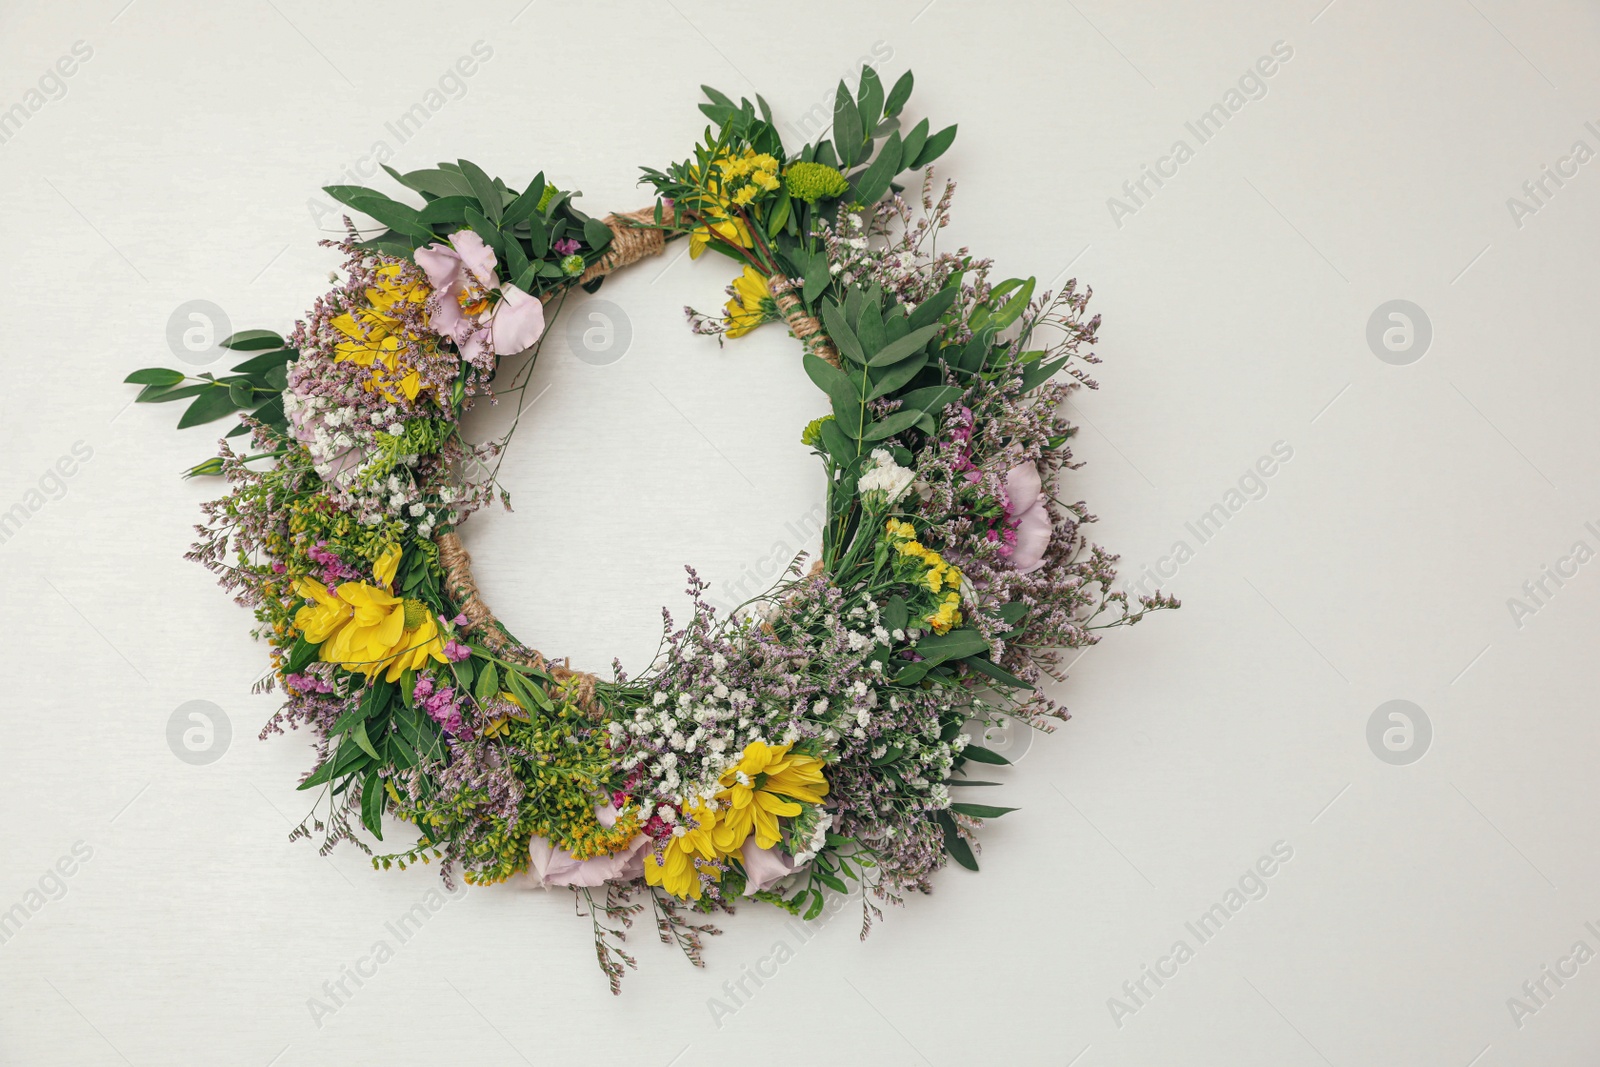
3 1 1599 1064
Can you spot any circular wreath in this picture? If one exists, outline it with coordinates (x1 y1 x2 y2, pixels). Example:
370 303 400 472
128 67 1174 991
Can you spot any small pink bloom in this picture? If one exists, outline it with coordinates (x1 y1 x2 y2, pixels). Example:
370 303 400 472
414 230 545 363
1005 462 1053 574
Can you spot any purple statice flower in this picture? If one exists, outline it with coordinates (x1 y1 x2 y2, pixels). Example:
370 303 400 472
414 672 468 737
552 237 581 255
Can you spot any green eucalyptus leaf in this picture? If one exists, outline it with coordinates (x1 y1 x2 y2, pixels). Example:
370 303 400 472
884 70 914 118
950 803 1018 819
175 387 239 429
819 301 867 364
455 159 502 222
220 329 286 351
124 367 185 387
867 322 940 367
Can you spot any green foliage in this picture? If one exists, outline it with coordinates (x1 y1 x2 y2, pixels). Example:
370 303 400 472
123 329 298 446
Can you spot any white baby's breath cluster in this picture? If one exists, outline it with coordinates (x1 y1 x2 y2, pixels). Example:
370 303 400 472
857 448 915 505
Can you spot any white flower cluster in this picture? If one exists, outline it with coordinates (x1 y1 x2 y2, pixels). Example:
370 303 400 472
615 644 797 817
857 448 915 504
282 390 459 536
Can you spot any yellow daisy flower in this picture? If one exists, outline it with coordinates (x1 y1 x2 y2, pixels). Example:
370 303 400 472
712 741 829 853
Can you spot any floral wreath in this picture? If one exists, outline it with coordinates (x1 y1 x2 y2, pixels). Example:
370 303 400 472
127 67 1175 991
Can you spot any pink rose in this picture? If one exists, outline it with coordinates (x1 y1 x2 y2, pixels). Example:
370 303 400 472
740 837 796 895
1005 462 1053 574
527 805 650 888
413 230 545 363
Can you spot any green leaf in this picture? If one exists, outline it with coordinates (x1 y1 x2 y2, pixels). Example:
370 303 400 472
138 382 207 404
250 393 286 431
345 196 432 241
802 890 825 921
884 596 909 632
884 70 914 118
582 217 613 251
833 82 863 168
474 660 500 705
995 602 1029 625
938 811 978 871
950 803 1018 819
352 720 381 760
286 637 319 674
802 250 830 304
225 380 252 407
416 195 475 225
959 655 1035 691
815 869 848 893
961 744 1012 766
857 66 885 127
392 168 473 199
1019 354 1072 393
819 300 866 364
322 185 391 211
867 322 940 366
949 780 1002 787
175 387 239 429
908 286 958 330
124 367 185 387
855 299 884 357
463 207 505 257
818 416 857 466
915 627 990 664
701 83 735 108
455 159 502 222
861 408 922 441
900 118 929 170
898 384 962 418
502 173 547 228
866 353 926 400
803 353 862 428
909 123 957 169
220 329 285 351
767 189 791 238
990 276 1036 330
852 130 902 206
228 348 295 375
360 770 385 839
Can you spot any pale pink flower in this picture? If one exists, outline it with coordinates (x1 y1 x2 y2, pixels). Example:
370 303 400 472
413 230 545 363
740 838 796 894
527 805 649 888
1005 462 1053 574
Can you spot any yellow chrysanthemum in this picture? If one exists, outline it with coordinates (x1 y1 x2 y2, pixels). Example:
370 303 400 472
712 741 828 853
686 149 777 259
688 214 752 259
643 799 721 900
292 547 447 681
330 263 431 401
724 265 780 338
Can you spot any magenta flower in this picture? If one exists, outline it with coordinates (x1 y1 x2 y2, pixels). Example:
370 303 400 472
413 230 545 363
1004 462 1053 573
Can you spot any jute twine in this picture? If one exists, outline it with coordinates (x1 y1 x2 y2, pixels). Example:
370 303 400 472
767 274 840 368
434 203 836 718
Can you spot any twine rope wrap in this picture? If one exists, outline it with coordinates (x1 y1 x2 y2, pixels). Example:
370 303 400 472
767 274 840 368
